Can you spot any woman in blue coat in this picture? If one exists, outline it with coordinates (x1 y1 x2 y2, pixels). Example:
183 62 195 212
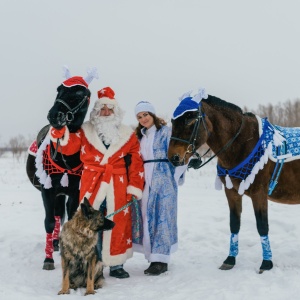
133 101 186 276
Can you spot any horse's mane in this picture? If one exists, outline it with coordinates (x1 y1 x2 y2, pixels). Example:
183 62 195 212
244 111 256 117
203 95 243 115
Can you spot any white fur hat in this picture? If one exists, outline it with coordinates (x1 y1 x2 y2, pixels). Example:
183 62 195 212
135 101 156 116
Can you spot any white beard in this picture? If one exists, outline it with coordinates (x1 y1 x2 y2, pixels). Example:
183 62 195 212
90 114 122 145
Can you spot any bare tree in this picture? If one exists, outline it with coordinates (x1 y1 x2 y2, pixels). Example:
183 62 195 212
8 134 27 161
252 98 300 127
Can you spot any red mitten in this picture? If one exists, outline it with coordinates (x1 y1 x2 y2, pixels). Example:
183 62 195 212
51 127 66 139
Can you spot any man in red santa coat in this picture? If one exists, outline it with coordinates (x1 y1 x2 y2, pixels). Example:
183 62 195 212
49 86 144 278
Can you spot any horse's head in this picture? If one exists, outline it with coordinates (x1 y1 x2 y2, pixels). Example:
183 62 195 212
47 68 98 132
47 82 91 132
168 109 209 166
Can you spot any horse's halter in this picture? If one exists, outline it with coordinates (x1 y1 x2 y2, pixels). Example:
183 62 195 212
54 95 89 126
171 104 208 166
170 102 245 169
50 95 88 169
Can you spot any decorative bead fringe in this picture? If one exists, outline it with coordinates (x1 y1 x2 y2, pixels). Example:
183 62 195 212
225 174 233 189
238 180 245 195
237 142 271 195
60 173 69 187
44 175 52 189
215 175 223 190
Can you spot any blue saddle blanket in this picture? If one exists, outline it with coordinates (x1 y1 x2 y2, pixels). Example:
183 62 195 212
264 120 300 162
216 116 299 195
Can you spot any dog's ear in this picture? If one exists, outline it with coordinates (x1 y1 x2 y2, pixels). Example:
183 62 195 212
80 202 89 218
81 198 93 219
83 197 91 207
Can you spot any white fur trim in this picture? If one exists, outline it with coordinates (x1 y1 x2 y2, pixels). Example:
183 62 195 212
135 101 156 116
256 115 263 135
39 170 47 184
95 97 117 106
92 181 110 211
82 122 134 165
35 135 50 185
127 185 143 200
49 126 70 146
97 180 134 266
102 246 133 267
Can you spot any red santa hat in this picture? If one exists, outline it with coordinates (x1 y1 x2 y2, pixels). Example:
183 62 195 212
62 76 89 88
96 87 118 107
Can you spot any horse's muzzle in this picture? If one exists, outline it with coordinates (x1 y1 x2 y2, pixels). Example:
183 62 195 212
169 154 184 167
47 111 66 129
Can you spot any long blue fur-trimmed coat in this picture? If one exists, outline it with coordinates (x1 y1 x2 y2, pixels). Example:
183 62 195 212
133 125 186 263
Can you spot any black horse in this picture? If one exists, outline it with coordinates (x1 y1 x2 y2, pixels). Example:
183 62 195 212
26 75 93 270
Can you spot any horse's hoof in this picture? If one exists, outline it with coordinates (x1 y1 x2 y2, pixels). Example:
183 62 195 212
259 259 273 274
219 263 235 270
219 256 235 270
43 258 55 270
53 239 59 251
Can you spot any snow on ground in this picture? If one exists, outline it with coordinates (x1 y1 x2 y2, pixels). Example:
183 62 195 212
1 152 300 300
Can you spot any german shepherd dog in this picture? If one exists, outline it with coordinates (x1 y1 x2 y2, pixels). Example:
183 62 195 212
58 198 115 295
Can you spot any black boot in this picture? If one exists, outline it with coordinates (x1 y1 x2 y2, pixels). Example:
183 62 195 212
144 262 168 276
109 268 130 279
144 262 156 274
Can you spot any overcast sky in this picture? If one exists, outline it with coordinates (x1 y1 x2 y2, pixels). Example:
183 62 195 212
1 0 300 145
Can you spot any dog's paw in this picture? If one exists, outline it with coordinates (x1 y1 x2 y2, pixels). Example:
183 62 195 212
85 289 96 295
58 289 70 295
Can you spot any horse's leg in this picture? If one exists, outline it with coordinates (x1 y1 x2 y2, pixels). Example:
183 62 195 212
53 195 66 251
66 177 80 220
41 187 56 270
52 216 60 251
251 195 273 273
219 188 242 270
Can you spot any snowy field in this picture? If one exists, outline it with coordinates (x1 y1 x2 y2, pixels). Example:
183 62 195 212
1 152 300 300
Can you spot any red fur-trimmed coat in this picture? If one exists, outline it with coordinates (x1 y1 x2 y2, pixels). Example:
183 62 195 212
49 121 144 266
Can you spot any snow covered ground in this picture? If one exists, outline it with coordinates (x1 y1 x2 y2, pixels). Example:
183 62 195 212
1 152 300 300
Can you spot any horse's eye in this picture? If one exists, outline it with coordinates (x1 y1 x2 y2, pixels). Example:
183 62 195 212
185 118 196 126
75 91 84 98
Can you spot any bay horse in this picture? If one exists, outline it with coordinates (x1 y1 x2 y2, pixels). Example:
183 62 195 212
168 90 300 273
26 69 97 270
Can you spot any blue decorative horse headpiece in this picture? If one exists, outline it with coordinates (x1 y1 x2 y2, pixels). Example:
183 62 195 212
172 88 208 119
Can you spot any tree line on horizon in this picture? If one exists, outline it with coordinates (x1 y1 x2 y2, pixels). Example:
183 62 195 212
244 98 300 127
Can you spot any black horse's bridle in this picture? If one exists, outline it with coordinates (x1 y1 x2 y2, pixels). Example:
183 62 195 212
50 95 88 168
170 103 245 169
54 95 88 126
